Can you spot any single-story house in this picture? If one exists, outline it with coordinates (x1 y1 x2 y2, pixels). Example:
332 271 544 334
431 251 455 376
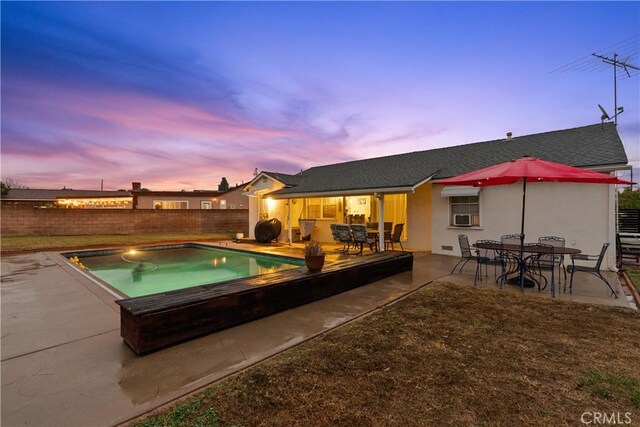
1 189 133 208
131 182 247 210
243 123 630 268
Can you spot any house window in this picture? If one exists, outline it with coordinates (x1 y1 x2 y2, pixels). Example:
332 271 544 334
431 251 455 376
450 196 479 226
154 200 189 209
201 201 212 209
305 197 339 219
220 200 227 210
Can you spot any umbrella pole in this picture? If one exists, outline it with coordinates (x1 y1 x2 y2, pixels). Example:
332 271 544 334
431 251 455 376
519 177 527 292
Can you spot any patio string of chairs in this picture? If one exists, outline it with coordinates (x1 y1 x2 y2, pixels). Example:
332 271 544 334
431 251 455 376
330 222 405 255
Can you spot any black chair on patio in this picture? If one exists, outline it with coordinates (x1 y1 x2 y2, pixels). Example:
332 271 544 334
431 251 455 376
451 234 475 274
330 224 345 251
567 243 617 298
501 233 523 246
384 223 404 251
335 224 353 253
475 239 508 287
350 224 376 255
537 236 567 285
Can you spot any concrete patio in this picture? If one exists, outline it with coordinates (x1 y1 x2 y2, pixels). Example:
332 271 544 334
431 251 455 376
1 242 634 426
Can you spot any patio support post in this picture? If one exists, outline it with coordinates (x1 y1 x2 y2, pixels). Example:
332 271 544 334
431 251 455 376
377 193 385 252
287 199 292 246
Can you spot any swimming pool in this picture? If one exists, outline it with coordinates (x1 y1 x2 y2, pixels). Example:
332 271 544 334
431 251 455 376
65 244 304 298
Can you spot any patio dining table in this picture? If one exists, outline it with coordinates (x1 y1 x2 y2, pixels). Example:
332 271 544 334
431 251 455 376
473 242 581 297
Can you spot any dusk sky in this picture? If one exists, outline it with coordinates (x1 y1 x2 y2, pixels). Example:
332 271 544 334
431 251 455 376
2 2 639 191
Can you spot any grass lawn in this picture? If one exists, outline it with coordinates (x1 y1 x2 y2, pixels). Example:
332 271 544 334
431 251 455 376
132 282 640 427
0 233 235 254
627 269 640 294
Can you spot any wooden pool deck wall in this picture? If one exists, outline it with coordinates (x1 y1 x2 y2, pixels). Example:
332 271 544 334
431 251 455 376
117 251 414 355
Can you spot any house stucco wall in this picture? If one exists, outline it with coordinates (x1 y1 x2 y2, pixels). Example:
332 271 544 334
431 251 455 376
430 182 617 270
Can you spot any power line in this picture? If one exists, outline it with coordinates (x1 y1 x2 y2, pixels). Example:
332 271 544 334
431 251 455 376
549 35 639 74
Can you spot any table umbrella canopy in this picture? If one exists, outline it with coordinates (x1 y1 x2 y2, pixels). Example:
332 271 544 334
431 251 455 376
436 156 632 292
436 156 632 187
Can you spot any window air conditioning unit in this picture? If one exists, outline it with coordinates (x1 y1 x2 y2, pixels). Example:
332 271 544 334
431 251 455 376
453 214 472 226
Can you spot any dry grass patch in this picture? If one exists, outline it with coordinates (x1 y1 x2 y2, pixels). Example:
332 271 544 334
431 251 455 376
132 282 639 427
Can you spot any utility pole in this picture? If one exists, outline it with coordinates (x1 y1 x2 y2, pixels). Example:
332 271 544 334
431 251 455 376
592 52 639 125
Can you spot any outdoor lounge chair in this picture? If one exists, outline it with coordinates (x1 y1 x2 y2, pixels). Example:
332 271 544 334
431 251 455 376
501 233 522 246
350 224 376 255
335 224 353 253
330 223 343 251
475 239 508 286
451 234 474 274
537 236 567 285
384 223 404 251
567 243 617 298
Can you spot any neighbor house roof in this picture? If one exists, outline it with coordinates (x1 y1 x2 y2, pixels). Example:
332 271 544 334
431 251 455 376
269 123 628 198
133 190 223 197
2 189 131 201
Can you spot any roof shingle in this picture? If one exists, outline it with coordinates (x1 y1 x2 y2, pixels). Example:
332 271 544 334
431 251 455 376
271 123 628 196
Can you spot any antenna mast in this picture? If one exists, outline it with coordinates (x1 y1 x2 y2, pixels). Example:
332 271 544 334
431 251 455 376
592 52 639 125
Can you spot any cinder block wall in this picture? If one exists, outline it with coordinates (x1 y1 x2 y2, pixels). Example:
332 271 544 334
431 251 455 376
0 205 249 236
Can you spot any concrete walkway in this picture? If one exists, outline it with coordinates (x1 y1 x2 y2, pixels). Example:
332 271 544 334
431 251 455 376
0 244 632 426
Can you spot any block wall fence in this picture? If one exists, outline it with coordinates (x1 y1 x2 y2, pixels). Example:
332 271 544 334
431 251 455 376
1 205 249 236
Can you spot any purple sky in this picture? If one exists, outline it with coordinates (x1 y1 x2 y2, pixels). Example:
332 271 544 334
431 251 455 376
2 2 639 191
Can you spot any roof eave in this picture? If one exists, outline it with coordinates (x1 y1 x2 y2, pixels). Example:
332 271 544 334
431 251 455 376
268 186 416 199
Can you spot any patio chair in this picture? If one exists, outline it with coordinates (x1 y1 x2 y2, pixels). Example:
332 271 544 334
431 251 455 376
335 224 354 253
350 224 376 255
475 239 508 287
526 243 553 292
567 243 617 298
501 234 523 246
329 224 344 251
537 236 567 285
451 234 474 274
471 241 495 287
384 223 404 251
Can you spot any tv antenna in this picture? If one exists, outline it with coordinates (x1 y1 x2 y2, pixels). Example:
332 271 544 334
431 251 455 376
597 104 624 129
592 52 639 125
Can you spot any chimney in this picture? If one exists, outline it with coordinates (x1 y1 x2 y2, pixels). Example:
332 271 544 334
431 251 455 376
506 132 513 141
132 182 141 191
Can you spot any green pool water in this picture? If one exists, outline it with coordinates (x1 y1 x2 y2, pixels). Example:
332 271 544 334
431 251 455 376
74 245 304 298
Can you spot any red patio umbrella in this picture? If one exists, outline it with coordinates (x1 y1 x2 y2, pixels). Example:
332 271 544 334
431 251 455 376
436 156 632 290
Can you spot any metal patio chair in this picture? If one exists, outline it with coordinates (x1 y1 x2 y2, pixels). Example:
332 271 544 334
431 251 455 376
451 234 474 274
537 236 567 285
350 224 376 255
385 223 404 251
475 239 508 287
567 243 617 298
335 224 354 253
